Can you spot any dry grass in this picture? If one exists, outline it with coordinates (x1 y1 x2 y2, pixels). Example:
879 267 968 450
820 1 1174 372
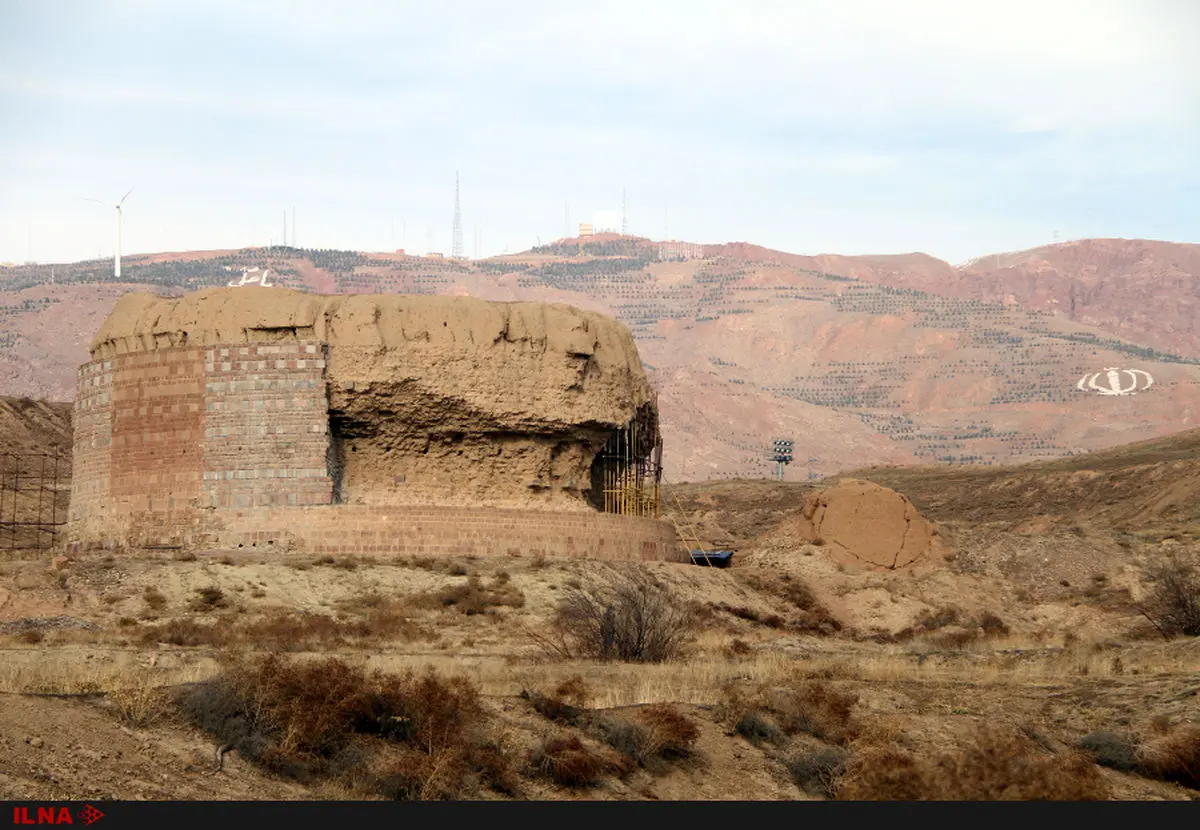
522 674 591 724
188 586 229 612
528 734 627 787
1138 726 1200 790
0 654 214 696
835 725 1110 800
138 598 431 650
634 705 700 760
106 675 172 728
735 572 841 634
175 654 515 799
412 574 525 616
718 678 859 747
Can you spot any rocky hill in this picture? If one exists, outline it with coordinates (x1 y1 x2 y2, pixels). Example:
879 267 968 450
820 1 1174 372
2 237 1198 481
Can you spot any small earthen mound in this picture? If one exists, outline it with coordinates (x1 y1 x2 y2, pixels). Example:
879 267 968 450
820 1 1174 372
797 479 942 569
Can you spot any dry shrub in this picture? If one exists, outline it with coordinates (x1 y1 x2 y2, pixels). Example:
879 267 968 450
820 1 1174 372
592 705 699 770
142 603 426 650
737 572 841 635
764 680 859 745
554 675 591 708
523 689 582 725
725 638 753 658
1078 730 1140 772
915 605 960 630
417 575 525 616
1138 553 1200 637
108 679 171 728
926 626 980 650
175 655 509 799
636 705 699 760
546 569 693 663
1138 726 1200 790
788 746 849 798
529 734 624 788
978 611 1010 637
142 588 167 611
189 586 229 612
837 726 1109 800
240 604 427 649
17 628 44 644
142 618 228 647
716 603 785 628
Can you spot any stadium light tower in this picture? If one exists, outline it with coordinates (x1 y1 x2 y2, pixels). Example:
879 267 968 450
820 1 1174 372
770 438 794 481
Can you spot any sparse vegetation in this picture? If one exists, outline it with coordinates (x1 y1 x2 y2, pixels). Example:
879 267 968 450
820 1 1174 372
788 746 849 798
1138 726 1200 790
528 734 625 787
188 586 228 612
538 570 693 663
835 726 1110 800
1138 553 1200 638
142 587 167 611
1078 730 1140 772
175 655 512 799
414 574 525 616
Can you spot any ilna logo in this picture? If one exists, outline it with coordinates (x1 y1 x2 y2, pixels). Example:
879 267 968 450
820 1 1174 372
12 805 104 826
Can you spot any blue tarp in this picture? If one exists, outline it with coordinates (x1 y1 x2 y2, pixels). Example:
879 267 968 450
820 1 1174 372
690 549 734 567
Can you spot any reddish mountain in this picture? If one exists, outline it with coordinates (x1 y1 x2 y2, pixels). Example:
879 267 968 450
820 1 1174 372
1 237 1197 482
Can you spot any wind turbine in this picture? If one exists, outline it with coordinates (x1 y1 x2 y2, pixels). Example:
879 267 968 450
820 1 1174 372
83 187 134 279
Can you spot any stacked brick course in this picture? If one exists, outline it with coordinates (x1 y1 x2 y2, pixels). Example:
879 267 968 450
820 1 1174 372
68 338 684 562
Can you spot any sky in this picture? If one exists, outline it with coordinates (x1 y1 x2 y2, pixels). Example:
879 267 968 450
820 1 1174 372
0 0 1197 265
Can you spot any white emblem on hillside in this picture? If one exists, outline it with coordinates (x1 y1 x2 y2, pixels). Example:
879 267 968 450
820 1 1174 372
228 267 273 287
1076 368 1153 396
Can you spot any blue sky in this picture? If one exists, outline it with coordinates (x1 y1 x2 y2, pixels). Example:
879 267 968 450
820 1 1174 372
1 0 1197 265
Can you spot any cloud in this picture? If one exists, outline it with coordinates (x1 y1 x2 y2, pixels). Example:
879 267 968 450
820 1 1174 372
0 0 1196 263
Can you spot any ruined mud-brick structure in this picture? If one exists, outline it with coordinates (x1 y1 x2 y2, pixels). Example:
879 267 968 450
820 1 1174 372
67 287 683 561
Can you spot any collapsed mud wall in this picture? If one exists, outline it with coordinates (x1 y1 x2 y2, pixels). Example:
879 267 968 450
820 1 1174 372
75 288 662 538
794 479 944 569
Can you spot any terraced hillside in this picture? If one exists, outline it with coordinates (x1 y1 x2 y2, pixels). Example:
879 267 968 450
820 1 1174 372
2 237 1198 481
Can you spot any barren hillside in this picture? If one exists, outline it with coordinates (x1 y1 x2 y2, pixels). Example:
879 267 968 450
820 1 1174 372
1 424 1198 801
3 237 1199 481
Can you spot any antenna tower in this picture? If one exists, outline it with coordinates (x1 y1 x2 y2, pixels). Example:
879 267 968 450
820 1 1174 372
451 171 463 259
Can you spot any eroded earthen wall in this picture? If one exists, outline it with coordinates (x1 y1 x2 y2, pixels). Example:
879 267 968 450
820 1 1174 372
68 287 678 560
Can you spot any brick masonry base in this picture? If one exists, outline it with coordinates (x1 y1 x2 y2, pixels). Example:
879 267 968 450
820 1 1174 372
68 504 688 563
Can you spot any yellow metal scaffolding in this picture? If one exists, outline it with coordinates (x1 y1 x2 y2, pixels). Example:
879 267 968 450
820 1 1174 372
597 405 662 518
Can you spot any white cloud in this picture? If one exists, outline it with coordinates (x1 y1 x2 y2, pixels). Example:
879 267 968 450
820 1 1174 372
0 0 1196 263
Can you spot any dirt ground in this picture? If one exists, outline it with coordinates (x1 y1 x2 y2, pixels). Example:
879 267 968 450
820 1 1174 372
0 423 1198 800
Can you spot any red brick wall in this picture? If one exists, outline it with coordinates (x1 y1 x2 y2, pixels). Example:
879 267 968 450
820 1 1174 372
201 342 332 508
75 503 685 562
69 359 113 524
109 349 204 506
68 343 684 562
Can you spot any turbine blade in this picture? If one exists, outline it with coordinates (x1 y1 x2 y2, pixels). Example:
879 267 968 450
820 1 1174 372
120 187 135 204
81 197 106 204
